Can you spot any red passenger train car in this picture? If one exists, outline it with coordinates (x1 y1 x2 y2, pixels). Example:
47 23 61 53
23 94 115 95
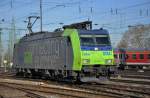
114 48 150 69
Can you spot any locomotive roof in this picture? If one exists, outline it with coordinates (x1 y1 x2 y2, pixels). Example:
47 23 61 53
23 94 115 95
18 29 109 43
19 31 63 42
78 29 109 35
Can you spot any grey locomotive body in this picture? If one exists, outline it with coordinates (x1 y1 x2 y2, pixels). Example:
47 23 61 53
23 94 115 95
14 31 74 79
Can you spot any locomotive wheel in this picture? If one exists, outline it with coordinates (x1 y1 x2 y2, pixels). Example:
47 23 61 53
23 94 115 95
24 73 31 78
16 71 24 77
118 65 125 70
57 74 64 81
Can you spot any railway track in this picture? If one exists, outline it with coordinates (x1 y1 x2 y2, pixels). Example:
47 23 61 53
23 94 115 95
0 70 15 79
77 81 150 98
118 75 150 79
118 69 150 76
1 70 150 98
111 69 150 85
0 78 150 98
110 76 150 85
0 83 46 98
0 79 111 98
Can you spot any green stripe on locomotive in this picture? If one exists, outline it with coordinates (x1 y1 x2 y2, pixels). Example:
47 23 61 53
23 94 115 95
63 29 82 71
24 52 32 64
63 29 114 71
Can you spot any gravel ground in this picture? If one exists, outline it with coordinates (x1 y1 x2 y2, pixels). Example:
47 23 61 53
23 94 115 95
0 85 29 98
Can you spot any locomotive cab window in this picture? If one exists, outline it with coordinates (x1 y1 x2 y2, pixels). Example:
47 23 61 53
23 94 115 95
95 35 111 45
139 54 144 59
132 54 136 59
80 35 94 46
80 34 111 46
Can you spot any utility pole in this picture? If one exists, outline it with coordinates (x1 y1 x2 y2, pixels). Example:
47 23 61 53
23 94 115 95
40 0 42 32
8 17 16 64
0 28 2 67
0 19 4 68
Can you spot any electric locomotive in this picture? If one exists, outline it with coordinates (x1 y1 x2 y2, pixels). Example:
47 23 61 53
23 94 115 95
13 22 114 81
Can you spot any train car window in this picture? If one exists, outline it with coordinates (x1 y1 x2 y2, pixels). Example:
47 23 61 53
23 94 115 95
114 54 117 58
119 54 123 59
125 54 129 59
132 54 136 59
139 54 144 59
148 54 150 59
119 54 121 59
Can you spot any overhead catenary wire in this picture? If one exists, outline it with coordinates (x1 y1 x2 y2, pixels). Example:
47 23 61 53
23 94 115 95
1 0 149 30
0 0 150 44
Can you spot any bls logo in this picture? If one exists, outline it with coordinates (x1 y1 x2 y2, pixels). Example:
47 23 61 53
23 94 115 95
103 51 111 55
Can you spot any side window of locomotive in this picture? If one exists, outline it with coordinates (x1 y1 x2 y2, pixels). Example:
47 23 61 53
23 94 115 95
14 44 16 48
67 37 71 46
147 54 150 59
132 54 136 59
139 54 144 59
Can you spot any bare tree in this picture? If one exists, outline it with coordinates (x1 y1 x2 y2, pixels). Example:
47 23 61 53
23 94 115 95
117 24 150 48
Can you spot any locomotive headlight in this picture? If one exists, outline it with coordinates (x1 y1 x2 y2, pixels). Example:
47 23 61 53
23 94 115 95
94 47 98 51
105 59 112 64
83 59 90 64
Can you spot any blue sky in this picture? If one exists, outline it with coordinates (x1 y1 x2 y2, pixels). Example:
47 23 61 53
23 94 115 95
0 0 150 48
